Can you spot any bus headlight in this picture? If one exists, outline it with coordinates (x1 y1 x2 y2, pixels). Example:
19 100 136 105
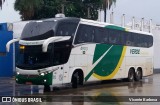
40 73 45 76
17 72 20 75
20 45 25 50
44 79 47 82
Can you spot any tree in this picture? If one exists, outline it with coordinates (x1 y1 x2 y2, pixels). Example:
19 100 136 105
14 0 44 20
34 0 101 20
14 0 116 21
63 0 101 20
33 0 63 20
101 0 116 22
0 0 5 9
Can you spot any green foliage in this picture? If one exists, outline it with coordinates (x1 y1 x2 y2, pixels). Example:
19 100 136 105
65 0 101 20
33 0 101 20
33 0 63 20
14 0 116 21
14 0 44 20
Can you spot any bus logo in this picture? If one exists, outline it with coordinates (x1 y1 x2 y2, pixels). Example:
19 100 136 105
130 49 140 54
80 47 88 51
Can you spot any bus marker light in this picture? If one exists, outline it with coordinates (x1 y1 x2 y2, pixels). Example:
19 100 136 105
20 45 25 50
40 73 45 76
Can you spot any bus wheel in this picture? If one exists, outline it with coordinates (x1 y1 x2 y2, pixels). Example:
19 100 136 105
128 69 135 82
44 85 51 92
135 69 142 81
72 72 78 88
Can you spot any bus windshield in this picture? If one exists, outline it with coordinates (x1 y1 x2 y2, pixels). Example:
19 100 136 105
16 42 72 70
16 45 52 70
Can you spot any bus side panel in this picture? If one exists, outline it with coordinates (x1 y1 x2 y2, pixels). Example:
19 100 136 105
144 58 153 76
125 46 153 77
52 66 63 85
85 45 126 81
63 62 70 84
112 57 127 79
125 57 144 71
69 44 96 82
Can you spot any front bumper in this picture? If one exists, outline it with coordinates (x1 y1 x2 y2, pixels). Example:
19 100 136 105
15 73 53 85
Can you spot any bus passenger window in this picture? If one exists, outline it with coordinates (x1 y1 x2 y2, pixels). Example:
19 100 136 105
109 30 120 44
109 37 116 44
126 33 135 46
56 22 77 36
94 28 109 43
126 41 132 46
59 30 63 35
82 28 93 43
75 24 94 44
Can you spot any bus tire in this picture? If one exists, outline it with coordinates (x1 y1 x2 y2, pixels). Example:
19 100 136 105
44 85 51 92
135 69 142 81
71 70 84 88
72 72 78 88
128 69 135 82
79 72 84 86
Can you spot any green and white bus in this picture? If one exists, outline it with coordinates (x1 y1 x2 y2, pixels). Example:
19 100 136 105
7 17 153 89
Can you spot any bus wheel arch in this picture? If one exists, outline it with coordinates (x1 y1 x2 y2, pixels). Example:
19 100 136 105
135 67 143 81
71 69 84 88
128 67 135 82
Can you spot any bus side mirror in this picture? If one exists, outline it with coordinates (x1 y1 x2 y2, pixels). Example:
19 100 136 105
42 36 71 52
6 38 20 52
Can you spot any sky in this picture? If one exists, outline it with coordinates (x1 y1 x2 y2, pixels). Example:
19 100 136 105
99 0 160 25
0 0 160 24
0 0 20 23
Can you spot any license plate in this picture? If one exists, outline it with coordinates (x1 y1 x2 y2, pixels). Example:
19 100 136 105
26 82 32 85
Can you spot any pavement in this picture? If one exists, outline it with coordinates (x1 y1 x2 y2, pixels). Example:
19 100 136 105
0 72 160 105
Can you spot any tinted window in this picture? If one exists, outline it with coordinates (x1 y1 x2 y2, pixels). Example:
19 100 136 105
74 24 95 44
109 29 122 44
21 21 55 40
94 27 109 43
74 24 153 48
148 36 153 47
56 22 78 37
126 33 135 46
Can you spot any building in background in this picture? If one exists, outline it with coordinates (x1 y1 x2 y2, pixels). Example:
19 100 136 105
0 23 13 77
0 21 29 77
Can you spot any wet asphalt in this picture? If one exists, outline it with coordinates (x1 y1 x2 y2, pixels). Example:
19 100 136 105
0 74 160 105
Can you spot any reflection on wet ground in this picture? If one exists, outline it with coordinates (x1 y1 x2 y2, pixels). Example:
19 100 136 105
0 74 160 105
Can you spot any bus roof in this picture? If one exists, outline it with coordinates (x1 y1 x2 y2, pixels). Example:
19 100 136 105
42 17 80 23
26 17 153 36
80 18 153 36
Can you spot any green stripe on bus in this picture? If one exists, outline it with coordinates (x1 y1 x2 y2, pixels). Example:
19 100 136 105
92 44 112 64
105 25 125 31
93 45 123 76
85 44 124 81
